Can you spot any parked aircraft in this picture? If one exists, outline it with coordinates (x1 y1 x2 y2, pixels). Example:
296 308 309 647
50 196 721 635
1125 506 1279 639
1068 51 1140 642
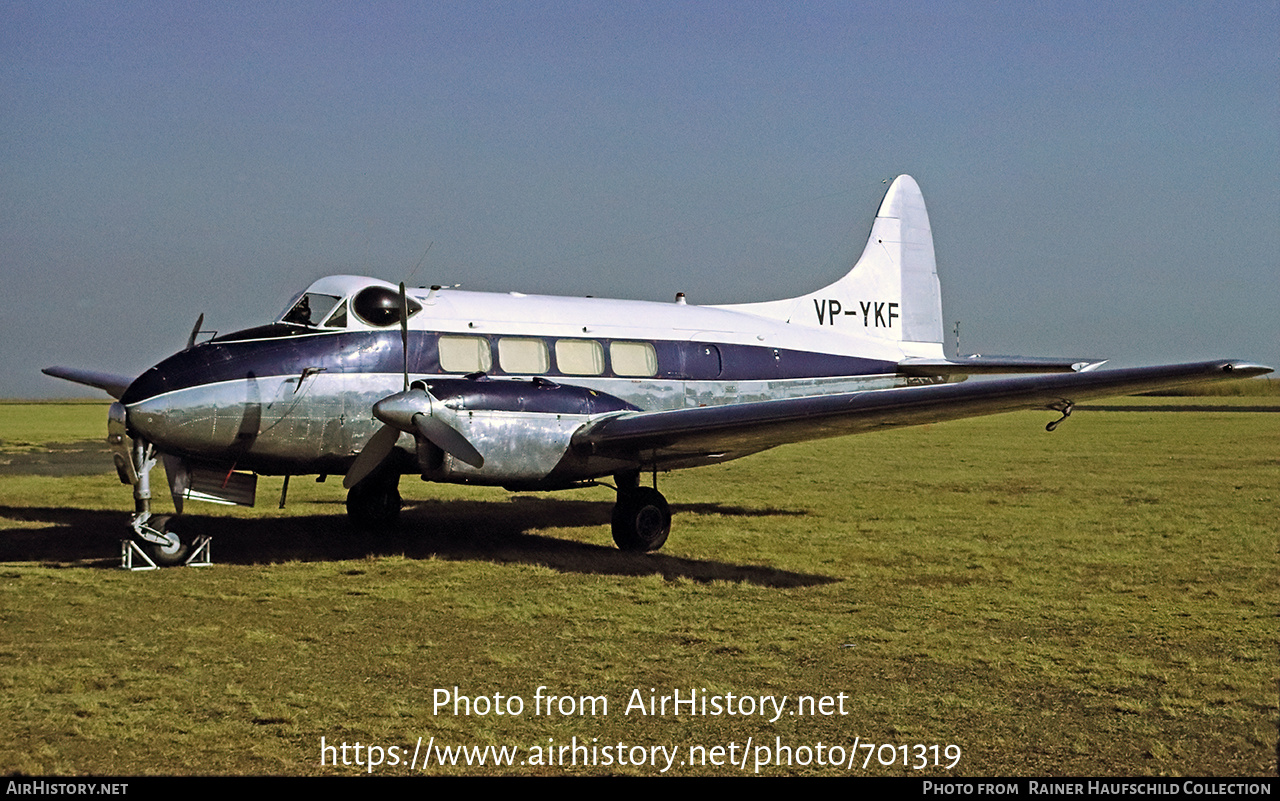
44 176 1270 564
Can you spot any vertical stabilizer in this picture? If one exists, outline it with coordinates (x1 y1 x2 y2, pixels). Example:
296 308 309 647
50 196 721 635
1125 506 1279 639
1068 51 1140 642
718 175 944 347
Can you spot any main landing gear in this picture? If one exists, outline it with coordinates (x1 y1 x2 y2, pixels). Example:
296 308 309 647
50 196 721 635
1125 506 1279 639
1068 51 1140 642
611 471 671 552
342 468 670 550
346 472 402 530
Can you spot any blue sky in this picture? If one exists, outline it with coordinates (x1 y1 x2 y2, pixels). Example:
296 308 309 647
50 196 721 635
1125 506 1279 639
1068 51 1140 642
4 1 1276 397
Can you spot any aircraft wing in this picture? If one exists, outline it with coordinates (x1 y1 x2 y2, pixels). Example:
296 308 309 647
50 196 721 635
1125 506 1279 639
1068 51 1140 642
573 360 1271 468
42 366 135 400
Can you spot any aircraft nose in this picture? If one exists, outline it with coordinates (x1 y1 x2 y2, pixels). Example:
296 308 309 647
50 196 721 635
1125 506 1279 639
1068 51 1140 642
119 364 169 406
119 348 265 457
118 351 195 446
124 386 212 454
120 341 232 406
126 378 264 457
118 357 185 447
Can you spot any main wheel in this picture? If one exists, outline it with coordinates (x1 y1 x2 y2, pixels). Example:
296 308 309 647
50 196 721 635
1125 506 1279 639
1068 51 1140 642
140 515 190 567
611 487 671 552
346 480 402 530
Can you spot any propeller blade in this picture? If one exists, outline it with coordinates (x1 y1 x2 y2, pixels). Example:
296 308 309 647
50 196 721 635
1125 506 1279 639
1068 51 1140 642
413 413 484 469
399 282 409 392
186 314 204 350
343 423 402 489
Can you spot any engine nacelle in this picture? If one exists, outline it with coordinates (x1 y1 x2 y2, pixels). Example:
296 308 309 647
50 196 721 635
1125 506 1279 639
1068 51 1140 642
410 377 638 486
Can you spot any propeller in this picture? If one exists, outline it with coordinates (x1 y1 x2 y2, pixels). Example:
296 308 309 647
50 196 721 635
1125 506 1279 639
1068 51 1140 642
399 283 409 391
343 284 485 489
186 314 205 350
343 420 403 489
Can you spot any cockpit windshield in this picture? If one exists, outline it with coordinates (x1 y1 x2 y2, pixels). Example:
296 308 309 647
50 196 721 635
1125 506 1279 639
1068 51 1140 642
279 293 342 327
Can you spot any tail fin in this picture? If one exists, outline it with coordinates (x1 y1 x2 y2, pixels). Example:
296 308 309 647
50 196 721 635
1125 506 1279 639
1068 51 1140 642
719 175 944 347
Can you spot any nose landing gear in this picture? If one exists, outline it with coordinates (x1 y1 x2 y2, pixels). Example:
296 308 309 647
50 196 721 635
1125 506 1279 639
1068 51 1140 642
110 403 206 568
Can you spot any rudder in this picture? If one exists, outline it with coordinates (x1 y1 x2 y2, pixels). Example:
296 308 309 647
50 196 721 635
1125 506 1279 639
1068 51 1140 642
719 175 944 347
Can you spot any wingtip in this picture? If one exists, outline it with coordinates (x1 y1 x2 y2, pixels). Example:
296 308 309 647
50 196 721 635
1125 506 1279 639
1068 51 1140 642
1073 360 1109 372
1223 361 1274 379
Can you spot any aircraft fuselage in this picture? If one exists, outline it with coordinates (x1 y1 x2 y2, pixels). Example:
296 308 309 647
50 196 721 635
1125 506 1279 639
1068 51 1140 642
44 175 1271 558
119 285 920 487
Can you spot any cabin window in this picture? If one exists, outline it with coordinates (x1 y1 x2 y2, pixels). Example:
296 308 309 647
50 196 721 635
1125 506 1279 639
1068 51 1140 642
610 341 658 377
281 293 341 327
498 337 550 374
438 335 493 373
555 339 605 375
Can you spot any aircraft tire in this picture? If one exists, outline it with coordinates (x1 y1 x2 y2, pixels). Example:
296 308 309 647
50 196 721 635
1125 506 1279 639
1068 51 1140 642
611 487 670 552
346 482 401 530
140 515 190 567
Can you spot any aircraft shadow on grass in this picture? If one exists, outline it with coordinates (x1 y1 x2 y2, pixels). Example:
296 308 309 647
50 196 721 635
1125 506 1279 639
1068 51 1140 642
0 498 834 588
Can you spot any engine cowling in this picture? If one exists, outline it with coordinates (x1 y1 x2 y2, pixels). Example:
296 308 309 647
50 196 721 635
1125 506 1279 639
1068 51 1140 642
358 376 640 487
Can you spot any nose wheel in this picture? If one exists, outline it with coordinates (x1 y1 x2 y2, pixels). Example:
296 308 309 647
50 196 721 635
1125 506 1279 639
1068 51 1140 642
137 514 191 566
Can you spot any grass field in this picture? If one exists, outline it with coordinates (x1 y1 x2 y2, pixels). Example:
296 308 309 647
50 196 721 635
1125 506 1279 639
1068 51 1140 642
1 398 1276 776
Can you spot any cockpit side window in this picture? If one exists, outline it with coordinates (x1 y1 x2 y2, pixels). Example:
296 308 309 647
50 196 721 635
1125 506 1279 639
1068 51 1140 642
323 302 348 328
281 293 341 327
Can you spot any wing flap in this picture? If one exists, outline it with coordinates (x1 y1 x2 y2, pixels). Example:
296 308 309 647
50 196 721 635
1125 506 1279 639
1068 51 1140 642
574 361 1271 461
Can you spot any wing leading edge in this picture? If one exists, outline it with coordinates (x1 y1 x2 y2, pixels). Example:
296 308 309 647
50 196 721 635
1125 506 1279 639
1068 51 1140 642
573 361 1272 469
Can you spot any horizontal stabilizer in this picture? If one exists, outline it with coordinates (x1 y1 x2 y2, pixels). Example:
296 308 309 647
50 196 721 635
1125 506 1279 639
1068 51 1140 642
42 366 135 399
898 356 1106 376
